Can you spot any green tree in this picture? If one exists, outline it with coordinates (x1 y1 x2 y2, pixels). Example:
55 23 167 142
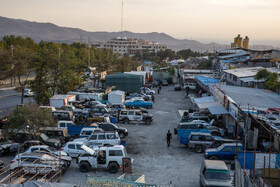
197 60 212 70
255 69 270 80
3 104 56 138
265 72 280 90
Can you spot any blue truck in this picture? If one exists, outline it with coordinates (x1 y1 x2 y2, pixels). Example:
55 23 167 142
57 121 97 138
204 143 243 160
174 122 210 145
125 98 153 109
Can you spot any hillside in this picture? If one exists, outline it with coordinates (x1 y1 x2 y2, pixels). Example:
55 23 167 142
0 16 225 52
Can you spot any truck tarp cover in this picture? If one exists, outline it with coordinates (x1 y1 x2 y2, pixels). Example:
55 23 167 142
105 73 143 93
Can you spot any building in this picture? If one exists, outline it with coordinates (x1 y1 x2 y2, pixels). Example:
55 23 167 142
93 37 166 55
222 67 280 88
231 34 249 49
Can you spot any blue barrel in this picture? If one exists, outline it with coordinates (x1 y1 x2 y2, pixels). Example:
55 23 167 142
121 140 126 148
111 117 117 124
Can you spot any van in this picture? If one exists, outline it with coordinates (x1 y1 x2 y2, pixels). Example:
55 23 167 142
183 82 196 90
52 110 73 121
200 160 232 187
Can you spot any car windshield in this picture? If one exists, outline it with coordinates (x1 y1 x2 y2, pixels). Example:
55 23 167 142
204 169 231 180
217 144 225 151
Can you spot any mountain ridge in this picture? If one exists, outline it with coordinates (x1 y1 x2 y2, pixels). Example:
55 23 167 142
0 16 226 52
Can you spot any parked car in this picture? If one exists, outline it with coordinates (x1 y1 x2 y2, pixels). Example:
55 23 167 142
108 104 126 112
125 98 153 109
52 110 73 121
85 106 117 117
75 111 110 124
188 132 236 153
161 79 168 86
25 145 68 156
200 160 233 187
23 89 34 97
78 144 128 173
183 82 196 90
61 141 86 158
125 93 149 101
205 143 243 160
33 150 72 167
118 109 153 125
140 87 155 95
10 153 66 174
39 127 70 144
79 127 103 138
98 123 128 139
174 84 182 91
10 140 44 154
265 108 280 115
74 131 120 147
38 133 62 149
0 160 4 169
38 106 56 112
61 105 76 111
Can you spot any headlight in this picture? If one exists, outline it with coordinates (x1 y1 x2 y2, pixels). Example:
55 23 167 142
55 143 58 147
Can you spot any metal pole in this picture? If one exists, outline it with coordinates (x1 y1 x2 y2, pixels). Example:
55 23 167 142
263 156 266 187
253 148 256 183
236 121 239 159
268 126 272 180
59 149 62 182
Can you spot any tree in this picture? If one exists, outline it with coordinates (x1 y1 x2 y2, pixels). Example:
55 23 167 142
197 60 212 70
3 104 56 138
255 69 270 80
265 72 280 90
12 45 35 104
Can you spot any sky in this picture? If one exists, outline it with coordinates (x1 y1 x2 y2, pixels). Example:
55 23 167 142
1 0 280 45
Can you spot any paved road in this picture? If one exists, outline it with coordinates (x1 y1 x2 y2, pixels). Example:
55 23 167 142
0 89 34 118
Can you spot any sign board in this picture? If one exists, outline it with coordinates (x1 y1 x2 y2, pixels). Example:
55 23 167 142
229 102 238 120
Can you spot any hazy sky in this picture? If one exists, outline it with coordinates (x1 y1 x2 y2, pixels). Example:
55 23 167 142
1 0 280 45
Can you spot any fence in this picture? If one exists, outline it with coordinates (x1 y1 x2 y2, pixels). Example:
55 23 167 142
235 159 257 187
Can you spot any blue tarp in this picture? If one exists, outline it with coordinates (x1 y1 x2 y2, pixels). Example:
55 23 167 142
194 76 219 87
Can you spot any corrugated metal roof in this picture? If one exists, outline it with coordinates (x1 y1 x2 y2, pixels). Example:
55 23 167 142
208 106 229 115
197 101 221 110
221 85 280 109
194 96 215 103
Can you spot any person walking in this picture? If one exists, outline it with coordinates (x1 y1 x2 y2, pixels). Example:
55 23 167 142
152 94 155 103
166 130 172 147
159 85 162 91
157 87 160 94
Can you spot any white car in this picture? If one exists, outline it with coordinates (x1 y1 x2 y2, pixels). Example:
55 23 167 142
23 89 34 97
25 145 68 156
79 127 103 138
61 141 87 157
141 87 155 95
74 132 120 147
10 153 65 174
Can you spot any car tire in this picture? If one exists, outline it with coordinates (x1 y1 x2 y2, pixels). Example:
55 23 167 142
148 105 152 109
194 145 203 153
124 118 129 124
209 156 219 160
108 162 119 173
79 162 90 172
119 132 125 139
145 118 151 125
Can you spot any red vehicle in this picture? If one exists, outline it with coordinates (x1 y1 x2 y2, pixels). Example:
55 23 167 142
265 108 280 115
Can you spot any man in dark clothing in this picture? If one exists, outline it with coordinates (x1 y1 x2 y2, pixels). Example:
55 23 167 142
152 94 155 103
157 88 160 94
159 85 162 91
166 130 172 147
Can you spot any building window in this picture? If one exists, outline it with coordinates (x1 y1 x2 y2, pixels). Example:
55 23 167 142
233 75 237 82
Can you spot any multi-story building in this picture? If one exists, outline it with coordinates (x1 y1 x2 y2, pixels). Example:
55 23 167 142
93 37 167 55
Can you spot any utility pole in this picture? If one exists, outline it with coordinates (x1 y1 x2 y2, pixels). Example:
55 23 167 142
121 0 124 39
88 45 91 68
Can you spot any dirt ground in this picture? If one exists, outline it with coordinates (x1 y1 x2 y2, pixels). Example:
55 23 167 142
0 85 205 186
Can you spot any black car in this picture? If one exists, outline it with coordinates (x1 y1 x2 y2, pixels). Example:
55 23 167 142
38 133 61 149
97 122 128 139
88 106 118 117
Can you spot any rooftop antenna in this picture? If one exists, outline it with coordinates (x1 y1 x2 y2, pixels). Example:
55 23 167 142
121 0 124 39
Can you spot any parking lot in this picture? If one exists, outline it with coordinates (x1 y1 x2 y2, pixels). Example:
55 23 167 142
0 85 205 186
